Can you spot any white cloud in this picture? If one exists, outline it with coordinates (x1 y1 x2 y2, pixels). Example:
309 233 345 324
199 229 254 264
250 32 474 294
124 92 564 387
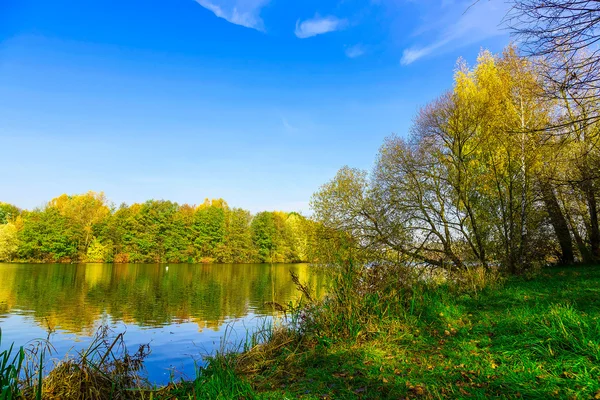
195 0 269 31
345 44 365 58
401 38 451 65
295 15 347 39
400 0 509 65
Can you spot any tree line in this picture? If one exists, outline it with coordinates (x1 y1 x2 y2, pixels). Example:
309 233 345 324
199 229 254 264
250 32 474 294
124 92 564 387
312 45 600 273
0 194 320 264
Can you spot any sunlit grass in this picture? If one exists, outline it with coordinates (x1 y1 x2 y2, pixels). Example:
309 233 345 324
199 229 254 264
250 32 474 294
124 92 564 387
223 265 600 399
3 265 600 399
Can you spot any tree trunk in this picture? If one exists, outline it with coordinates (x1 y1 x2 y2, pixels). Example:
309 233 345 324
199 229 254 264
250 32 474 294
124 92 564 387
582 179 600 260
540 180 574 265
564 207 593 263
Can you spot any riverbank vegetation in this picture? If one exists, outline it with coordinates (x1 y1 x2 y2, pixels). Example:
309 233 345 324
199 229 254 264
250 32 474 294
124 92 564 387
202 264 600 399
312 44 600 273
2 265 599 399
0 197 323 264
207 16 600 397
3 0 600 397
2 40 600 399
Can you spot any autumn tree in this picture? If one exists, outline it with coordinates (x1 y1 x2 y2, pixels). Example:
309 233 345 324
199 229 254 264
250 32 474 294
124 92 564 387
453 48 558 270
0 223 19 261
312 47 584 273
48 192 110 260
6 193 315 264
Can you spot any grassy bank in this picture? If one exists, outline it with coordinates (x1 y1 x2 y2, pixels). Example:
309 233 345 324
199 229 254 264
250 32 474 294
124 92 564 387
3 265 600 399
198 265 600 399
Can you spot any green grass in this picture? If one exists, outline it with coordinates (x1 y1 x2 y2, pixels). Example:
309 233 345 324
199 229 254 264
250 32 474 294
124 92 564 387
4 265 600 399
0 330 25 400
190 265 600 399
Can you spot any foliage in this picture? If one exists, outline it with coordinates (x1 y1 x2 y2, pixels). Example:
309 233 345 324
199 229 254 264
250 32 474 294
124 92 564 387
0 203 20 225
49 192 110 258
211 265 600 399
3 263 600 399
0 326 151 400
0 329 25 400
312 45 600 273
193 199 227 262
251 212 277 263
0 224 19 262
85 238 109 263
250 211 303 263
224 208 257 263
17 208 78 262
4 194 316 264
25 327 150 400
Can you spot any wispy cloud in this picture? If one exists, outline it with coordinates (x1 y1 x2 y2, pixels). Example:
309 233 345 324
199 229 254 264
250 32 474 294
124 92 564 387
195 0 270 31
345 44 365 58
295 15 347 39
401 40 451 65
281 116 299 133
400 0 509 65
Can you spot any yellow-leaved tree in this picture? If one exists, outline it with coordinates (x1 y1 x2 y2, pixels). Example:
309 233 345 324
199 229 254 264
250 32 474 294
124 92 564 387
49 191 110 260
0 223 20 262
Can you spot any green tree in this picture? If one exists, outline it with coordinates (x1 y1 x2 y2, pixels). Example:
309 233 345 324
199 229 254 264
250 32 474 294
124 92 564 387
286 213 310 262
224 208 256 263
0 203 20 224
193 199 227 262
18 208 78 262
312 46 578 273
48 192 110 260
251 212 277 263
9 193 316 264
0 223 19 261
86 238 109 262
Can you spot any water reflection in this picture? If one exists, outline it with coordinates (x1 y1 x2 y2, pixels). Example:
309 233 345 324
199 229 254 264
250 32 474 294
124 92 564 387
0 263 327 383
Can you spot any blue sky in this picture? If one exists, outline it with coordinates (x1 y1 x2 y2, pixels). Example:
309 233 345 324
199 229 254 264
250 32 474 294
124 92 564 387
0 0 510 213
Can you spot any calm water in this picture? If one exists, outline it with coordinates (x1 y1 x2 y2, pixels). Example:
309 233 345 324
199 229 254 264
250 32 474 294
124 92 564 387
0 263 327 384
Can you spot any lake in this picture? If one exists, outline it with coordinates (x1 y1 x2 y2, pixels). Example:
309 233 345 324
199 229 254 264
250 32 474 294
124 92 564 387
0 263 327 384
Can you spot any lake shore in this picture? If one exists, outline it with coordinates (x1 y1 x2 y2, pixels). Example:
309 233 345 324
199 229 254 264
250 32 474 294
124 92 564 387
6 264 599 399
0 263 328 388
192 265 600 399
3 265 599 399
